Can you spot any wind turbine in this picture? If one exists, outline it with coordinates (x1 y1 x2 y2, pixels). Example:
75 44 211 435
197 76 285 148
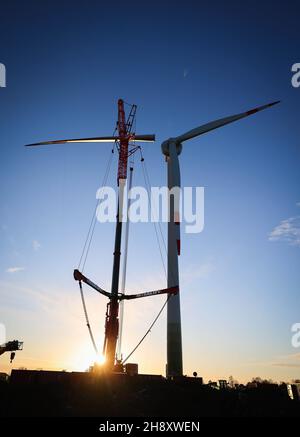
25 98 279 377
162 100 280 378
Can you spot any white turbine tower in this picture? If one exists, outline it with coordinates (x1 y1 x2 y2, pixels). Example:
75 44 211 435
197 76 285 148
162 100 280 378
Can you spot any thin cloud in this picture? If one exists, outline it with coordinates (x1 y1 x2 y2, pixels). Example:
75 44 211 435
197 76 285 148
6 266 25 273
183 68 190 78
278 352 300 361
269 216 300 247
0 280 84 322
32 240 41 251
272 363 300 368
181 262 215 286
269 352 300 369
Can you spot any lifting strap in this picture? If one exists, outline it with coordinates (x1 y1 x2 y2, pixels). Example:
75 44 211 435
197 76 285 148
78 281 98 355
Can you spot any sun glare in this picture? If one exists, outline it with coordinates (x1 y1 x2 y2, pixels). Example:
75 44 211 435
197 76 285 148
96 354 106 365
72 344 106 371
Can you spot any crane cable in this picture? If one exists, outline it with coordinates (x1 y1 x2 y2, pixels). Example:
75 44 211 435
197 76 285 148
122 294 172 365
77 143 115 355
141 154 167 279
78 140 116 271
117 160 134 361
79 280 98 354
77 138 177 362
117 108 139 360
122 150 178 364
141 149 178 285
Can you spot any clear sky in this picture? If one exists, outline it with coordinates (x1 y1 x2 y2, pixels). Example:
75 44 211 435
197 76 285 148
0 0 299 383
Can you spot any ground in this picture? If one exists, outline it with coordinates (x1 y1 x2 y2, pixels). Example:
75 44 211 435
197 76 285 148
1 371 299 417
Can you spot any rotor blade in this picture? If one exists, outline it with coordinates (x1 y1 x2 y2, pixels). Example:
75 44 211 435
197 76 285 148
132 134 155 142
175 101 280 143
25 136 119 147
25 134 155 147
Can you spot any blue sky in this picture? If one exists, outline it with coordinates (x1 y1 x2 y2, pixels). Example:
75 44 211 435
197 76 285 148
0 0 300 381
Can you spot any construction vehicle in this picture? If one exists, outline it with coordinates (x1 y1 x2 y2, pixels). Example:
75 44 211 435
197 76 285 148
0 341 23 363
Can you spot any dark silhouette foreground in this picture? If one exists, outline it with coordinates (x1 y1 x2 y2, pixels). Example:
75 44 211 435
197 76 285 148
1 370 299 417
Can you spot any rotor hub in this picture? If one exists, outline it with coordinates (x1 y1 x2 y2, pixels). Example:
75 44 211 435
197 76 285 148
161 139 182 157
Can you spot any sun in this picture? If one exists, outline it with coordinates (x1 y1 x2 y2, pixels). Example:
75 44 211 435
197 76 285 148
72 344 106 371
95 354 106 365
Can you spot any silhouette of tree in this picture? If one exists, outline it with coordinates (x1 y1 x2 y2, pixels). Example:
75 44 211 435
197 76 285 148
252 376 275 385
228 375 238 388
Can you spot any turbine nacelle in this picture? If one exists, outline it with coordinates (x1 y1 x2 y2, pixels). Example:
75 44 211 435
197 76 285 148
161 139 182 157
